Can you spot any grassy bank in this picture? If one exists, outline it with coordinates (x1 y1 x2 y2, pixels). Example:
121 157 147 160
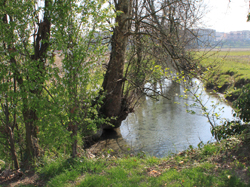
1 128 250 187
198 49 250 101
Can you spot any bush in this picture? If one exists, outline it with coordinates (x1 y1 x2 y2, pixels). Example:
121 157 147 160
233 84 250 122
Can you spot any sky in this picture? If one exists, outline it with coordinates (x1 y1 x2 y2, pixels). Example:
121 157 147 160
203 0 250 32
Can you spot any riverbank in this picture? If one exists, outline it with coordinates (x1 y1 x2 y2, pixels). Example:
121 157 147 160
1 128 249 186
198 49 250 102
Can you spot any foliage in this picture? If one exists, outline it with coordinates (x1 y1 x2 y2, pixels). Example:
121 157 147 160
46 0 113 157
0 0 113 168
211 121 247 141
233 84 250 122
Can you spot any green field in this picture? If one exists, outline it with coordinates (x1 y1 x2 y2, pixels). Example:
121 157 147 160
197 49 250 101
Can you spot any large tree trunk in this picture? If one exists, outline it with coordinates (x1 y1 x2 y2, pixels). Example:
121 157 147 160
101 0 132 129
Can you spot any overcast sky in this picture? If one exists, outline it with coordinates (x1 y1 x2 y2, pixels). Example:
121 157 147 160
202 0 250 32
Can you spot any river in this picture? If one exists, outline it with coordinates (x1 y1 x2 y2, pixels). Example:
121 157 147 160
88 79 238 157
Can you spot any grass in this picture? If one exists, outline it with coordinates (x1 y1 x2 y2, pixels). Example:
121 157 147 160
2 129 249 187
197 49 250 101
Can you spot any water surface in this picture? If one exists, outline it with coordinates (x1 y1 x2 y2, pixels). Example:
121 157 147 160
120 79 237 157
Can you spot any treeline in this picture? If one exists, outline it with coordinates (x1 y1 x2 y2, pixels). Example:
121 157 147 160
221 39 250 48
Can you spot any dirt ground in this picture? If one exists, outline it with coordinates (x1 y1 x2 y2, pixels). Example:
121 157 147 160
0 170 41 187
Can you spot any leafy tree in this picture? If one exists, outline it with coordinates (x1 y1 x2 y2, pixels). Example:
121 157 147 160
100 0 204 128
1 0 52 167
49 0 112 158
0 0 113 167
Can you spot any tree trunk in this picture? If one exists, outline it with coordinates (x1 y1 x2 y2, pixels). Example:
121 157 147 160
23 0 51 160
8 128 19 170
2 103 19 170
101 0 131 129
71 124 78 158
23 108 35 160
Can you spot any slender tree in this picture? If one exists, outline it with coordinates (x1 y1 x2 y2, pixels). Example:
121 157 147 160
0 0 52 164
51 0 113 157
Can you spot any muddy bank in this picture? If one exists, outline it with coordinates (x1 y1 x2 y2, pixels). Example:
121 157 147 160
85 128 132 156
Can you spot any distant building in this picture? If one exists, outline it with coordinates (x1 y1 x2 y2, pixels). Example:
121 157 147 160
215 32 224 41
187 29 250 48
190 29 216 48
218 30 250 41
197 29 216 43
241 30 250 40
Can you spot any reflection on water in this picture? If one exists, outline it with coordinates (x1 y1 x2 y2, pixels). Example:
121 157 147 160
120 79 237 157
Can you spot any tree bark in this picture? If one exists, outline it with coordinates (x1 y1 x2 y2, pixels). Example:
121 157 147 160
8 128 19 170
70 124 78 158
2 103 19 170
101 0 132 129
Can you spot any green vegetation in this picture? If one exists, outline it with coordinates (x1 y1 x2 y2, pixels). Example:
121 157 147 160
198 50 250 100
0 0 114 169
1 128 250 186
234 84 250 122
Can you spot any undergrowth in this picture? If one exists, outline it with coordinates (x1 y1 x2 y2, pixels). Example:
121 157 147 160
3 130 248 187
